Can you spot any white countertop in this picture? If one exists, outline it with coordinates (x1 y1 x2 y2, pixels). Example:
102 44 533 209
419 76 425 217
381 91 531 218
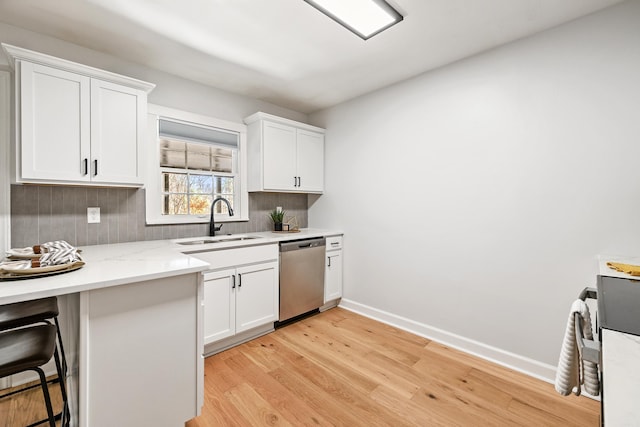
0 228 342 304
598 254 640 280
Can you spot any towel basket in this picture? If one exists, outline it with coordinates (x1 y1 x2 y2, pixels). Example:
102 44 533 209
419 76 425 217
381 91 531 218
575 287 600 365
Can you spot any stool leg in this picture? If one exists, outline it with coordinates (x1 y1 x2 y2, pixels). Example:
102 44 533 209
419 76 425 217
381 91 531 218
53 347 69 427
33 367 56 427
53 317 70 427
53 317 68 377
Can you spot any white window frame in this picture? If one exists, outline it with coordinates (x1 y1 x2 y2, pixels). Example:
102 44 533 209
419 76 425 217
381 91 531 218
145 104 249 225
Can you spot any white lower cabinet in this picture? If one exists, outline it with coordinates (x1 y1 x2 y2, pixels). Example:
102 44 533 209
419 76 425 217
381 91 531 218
190 244 279 353
203 268 236 343
203 261 279 345
235 263 280 332
324 235 343 304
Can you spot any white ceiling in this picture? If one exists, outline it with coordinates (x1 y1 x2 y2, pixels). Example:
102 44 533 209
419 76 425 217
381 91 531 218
0 0 625 113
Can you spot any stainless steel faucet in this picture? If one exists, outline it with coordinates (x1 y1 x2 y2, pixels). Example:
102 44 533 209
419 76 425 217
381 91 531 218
209 197 234 236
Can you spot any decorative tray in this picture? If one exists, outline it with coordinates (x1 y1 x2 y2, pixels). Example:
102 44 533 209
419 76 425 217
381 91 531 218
0 261 85 281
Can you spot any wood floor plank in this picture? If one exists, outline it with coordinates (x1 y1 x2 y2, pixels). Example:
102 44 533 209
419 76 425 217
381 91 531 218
277 320 420 399
224 382 293 427
306 312 424 366
0 377 64 427
186 307 599 426
224 350 333 426
268 335 415 426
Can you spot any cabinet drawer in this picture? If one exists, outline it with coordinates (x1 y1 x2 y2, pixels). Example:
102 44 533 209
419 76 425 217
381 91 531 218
326 235 343 251
188 244 278 270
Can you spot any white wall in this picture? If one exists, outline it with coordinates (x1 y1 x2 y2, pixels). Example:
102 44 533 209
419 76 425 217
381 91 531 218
0 22 307 125
310 0 640 380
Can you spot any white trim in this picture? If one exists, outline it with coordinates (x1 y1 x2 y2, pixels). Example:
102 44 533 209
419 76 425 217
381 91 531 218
244 111 325 133
148 104 246 134
1 44 155 93
79 292 90 427
145 104 249 225
0 70 10 253
338 298 558 384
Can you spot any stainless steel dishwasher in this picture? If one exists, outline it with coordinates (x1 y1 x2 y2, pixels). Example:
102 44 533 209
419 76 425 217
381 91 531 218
279 237 326 322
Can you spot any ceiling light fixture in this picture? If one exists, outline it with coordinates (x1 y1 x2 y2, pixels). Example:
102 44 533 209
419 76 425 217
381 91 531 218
304 0 403 40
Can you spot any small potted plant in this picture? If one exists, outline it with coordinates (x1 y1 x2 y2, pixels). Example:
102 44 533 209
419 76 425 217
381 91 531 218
268 209 286 231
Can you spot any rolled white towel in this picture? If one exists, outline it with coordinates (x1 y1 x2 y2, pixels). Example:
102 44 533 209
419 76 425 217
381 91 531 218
555 299 600 396
39 240 83 267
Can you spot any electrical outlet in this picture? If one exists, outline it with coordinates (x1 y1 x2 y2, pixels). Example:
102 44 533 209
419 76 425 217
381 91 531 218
276 206 282 213
87 207 101 224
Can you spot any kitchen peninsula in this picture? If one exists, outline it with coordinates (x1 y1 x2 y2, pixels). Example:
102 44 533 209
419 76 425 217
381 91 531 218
0 240 210 427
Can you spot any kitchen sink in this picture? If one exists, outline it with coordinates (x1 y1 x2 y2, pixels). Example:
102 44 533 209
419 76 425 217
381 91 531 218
176 236 262 245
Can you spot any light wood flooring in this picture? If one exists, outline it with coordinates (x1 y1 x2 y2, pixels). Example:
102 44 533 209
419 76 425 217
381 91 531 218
187 307 599 426
0 377 64 427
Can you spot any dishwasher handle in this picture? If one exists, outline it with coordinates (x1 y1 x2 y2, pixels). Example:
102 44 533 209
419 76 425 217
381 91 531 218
280 238 326 252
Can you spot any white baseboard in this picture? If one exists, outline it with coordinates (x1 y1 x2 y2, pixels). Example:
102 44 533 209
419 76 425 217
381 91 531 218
338 298 558 385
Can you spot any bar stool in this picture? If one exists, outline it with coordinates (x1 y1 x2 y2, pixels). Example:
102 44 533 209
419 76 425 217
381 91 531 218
0 297 68 376
0 324 58 427
0 297 69 426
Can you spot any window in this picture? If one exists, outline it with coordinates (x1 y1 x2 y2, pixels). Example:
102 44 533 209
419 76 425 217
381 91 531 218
145 105 248 225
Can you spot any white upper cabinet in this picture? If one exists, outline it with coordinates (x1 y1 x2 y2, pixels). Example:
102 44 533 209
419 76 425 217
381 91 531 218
262 120 298 190
295 129 324 192
20 62 91 182
90 79 146 184
2 44 155 187
245 112 325 193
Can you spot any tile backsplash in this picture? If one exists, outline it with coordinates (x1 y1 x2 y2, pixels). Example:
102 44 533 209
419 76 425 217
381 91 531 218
10 185 308 248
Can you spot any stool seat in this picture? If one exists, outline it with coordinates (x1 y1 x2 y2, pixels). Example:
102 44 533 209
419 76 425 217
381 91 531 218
0 324 57 378
0 325 58 426
0 297 59 331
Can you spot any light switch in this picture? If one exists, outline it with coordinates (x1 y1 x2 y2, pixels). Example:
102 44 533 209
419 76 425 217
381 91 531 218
87 207 101 224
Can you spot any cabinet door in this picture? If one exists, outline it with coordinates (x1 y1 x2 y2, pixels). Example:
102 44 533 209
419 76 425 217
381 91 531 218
296 129 324 192
20 61 90 182
324 251 343 303
235 262 279 333
262 121 297 191
203 269 236 344
602 328 640 425
90 79 145 185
